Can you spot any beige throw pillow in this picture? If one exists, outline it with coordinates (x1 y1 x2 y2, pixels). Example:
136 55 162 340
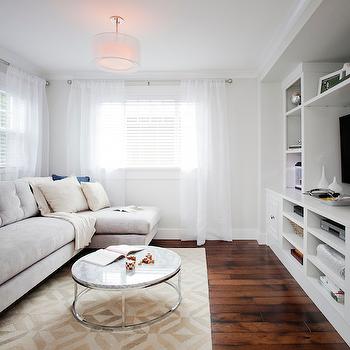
23 177 53 215
81 182 110 212
39 177 89 213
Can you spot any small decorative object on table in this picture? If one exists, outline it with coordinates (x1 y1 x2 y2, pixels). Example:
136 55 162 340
127 255 136 261
126 260 136 271
138 252 155 265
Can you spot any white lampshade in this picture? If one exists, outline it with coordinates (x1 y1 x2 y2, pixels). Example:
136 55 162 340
93 32 140 72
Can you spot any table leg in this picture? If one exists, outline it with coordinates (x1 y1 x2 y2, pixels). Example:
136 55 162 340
74 282 78 303
121 291 126 328
178 270 182 298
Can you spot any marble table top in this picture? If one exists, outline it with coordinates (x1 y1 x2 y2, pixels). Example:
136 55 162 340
71 246 181 289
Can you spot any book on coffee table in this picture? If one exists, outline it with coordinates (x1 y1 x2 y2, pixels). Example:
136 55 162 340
82 245 144 266
114 205 143 213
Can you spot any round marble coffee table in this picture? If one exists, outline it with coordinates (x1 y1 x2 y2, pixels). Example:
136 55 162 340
71 246 181 331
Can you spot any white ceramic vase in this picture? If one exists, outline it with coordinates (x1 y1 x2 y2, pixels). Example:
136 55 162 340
328 176 343 194
317 165 329 188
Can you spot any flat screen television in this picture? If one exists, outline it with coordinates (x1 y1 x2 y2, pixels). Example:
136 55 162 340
340 114 350 184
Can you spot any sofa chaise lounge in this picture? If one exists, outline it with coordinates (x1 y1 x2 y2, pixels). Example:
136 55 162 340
0 179 160 312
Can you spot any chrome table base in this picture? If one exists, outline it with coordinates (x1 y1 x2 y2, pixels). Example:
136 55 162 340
71 271 181 331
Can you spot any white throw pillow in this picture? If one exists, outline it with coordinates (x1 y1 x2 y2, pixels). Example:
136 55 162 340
23 177 53 215
39 177 89 213
81 182 110 212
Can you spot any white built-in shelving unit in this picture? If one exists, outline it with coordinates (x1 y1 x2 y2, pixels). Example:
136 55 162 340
282 63 350 194
266 62 350 346
266 189 350 344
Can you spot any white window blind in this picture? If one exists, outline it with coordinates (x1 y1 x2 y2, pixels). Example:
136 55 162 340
125 99 181 167
97 98 183 168
0 90 7 167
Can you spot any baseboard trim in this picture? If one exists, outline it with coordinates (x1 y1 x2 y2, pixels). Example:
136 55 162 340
155 228 264 243
155 228 182 240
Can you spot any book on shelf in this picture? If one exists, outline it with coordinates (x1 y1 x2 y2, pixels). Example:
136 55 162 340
82 245 145 266
291 248 303 265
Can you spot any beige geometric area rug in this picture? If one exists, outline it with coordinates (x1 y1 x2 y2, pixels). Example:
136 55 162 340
0 248 212 350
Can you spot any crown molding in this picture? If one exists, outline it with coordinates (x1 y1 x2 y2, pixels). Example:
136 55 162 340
44 69 258 81
0 45 45 78
258 0 323 82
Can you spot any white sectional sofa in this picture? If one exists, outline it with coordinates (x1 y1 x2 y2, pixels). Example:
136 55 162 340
0 179 160 312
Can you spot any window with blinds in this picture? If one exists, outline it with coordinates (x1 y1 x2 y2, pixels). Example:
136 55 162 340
97 98 183 168
0 90 7 167
125 99 181 167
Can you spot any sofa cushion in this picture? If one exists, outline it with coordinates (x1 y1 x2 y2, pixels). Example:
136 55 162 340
81 182 110 212
79 207 160 235
23 177 54 215
39 176 89 213
52 174 90 183
0 216 75 285
0 180 38 227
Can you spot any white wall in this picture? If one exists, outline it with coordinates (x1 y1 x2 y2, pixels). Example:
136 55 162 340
0 46 44 77
46 78 260 239
258 82 284 239
229 79 260 238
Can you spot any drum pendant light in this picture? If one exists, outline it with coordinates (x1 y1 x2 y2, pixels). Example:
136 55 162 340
94 16 140 72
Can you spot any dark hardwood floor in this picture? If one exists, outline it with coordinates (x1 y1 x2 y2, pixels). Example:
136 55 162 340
151 239 349 350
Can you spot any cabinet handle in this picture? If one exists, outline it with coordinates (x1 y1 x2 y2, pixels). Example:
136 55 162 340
270 215 275 220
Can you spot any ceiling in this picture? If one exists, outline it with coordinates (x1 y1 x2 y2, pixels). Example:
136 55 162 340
0 0 300 77
262 0 350 81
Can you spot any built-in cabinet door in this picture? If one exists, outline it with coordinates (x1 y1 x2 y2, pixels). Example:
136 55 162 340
266 191 281 244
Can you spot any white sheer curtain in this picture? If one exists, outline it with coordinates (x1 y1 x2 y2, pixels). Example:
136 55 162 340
66 80 127 205
180 79 232 245
3 66 49 180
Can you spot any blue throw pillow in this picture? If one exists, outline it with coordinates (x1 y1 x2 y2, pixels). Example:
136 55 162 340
52 174 90 183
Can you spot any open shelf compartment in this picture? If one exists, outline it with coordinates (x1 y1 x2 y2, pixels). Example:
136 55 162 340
286 113 302 151
282 236 304 268
307 251 345 290
307 210 346 255
285 153 302 191
282 199 304 227
285 78 302 112
306 259 345 315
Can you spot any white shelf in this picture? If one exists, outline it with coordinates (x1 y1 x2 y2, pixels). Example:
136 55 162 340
305 77 350 107
308 276 344 315
285 249 304 271
282 231 303 252
282 211 304 228
286 105 302 116
280 189 350 227
308 227 346 256
286 148 302 154
308 255 345 290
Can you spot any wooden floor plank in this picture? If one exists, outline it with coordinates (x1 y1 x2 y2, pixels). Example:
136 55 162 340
152 240 349 350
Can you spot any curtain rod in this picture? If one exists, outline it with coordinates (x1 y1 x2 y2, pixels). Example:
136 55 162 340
66 78 233 85
0 57 50 86
0 58 10 66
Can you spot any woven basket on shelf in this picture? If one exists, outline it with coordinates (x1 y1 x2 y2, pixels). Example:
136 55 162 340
289 219 304 237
